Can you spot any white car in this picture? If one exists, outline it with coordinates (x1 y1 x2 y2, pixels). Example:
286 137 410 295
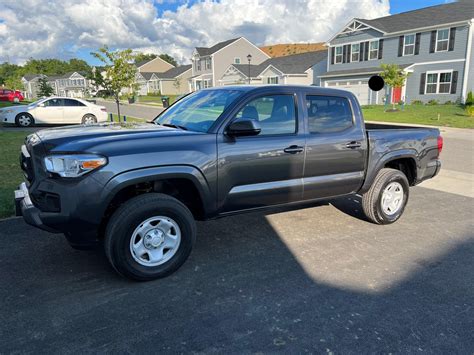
0 97 108 127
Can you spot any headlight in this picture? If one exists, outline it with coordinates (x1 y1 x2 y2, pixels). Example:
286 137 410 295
44 154 107 178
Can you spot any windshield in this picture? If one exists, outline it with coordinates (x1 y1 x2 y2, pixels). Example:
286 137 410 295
155 89 243 132
29 98 49 107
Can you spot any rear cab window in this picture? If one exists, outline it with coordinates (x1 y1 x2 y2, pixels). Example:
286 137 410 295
306 95 353 133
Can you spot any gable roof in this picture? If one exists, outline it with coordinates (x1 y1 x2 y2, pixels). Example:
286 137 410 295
231 50 327 78
156 65 192 79
135 56 174 69
359 2 474 34
319 63 413 78
22 74 44 81
139 72 156 81
195 38 241 56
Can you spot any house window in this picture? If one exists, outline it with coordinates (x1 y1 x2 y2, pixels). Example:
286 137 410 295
369 40 379 60
426 71 452 94
197 60 201 71
206 58 212 70
335 46 343 64
351 43 360 62
234 57 241 64
436 29 449 52
267 77 278 84
403 34 415 56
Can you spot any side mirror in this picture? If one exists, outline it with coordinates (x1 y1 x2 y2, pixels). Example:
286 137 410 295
227 119 261 137
38 103 45 107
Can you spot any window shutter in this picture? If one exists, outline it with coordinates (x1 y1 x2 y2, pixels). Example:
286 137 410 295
331 47 335 65
449 27 456 51
347 45 352 62
364 41 369 61
359 42 365 62
342 45 347 63
398 36 404 57
451 71 458 94
378 39 384 59
429 30 436 53
419 73 426 95
414 33 421 55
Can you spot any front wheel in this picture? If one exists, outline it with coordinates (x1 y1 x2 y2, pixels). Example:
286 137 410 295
362 168 409 225
104 193 196 281
15 113 34 127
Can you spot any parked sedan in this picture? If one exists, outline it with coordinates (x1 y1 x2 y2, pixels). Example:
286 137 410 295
0 97 108 127
0 89 24 103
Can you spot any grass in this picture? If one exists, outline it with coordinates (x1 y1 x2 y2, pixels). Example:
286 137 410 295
362 104 474 129
0 131 29 218
0 101 30 108
137 95 178 105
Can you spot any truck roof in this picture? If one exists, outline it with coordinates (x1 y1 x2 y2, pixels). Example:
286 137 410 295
201 85 357 97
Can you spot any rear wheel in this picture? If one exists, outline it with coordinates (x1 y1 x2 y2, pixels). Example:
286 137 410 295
15 113 34 127
362 168 409 224
104 193 196 281
82 114 97 125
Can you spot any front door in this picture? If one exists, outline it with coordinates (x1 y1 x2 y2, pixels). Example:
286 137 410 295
303 94 366 200
392 87 402 104
34 98 64 123
217 93 305 213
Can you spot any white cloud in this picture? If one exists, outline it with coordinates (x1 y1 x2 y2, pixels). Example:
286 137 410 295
0 0 390 64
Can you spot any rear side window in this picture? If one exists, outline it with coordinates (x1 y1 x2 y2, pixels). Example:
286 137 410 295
306 95 353 133
63 99 85 106
234 95 296 135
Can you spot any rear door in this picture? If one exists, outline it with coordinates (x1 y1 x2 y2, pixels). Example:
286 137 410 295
217 91 305 213
34 98 64 123
62 99 88 124
303 94 367 200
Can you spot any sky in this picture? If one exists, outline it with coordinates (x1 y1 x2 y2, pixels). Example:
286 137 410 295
0 0 455 66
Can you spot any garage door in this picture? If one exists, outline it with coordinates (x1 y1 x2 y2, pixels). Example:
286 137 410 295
326 81 370 105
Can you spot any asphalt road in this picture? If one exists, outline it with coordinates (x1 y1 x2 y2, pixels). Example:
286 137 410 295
96 100 164 121
0 124 472 352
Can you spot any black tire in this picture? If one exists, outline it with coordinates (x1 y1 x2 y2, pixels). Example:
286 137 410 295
82 114 97 125
104 193 196 281
15 113 34 127
362 168 409 225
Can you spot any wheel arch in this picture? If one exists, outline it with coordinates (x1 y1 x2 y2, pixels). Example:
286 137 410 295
360 149 418 193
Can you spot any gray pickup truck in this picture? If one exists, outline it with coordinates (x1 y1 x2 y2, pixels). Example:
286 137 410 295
15 85 442 281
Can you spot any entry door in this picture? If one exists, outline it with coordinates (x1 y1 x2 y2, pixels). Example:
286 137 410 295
34 98 64 123
217 94 305 213
303 94 366 200
392 87 402 103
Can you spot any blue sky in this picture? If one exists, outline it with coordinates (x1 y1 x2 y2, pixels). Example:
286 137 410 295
0 0 455 65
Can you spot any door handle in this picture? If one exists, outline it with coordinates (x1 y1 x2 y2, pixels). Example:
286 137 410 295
345 141 362 149
284 145 304 154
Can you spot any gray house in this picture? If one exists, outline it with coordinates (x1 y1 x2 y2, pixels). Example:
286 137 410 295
320 2 474 104
219 50 328 86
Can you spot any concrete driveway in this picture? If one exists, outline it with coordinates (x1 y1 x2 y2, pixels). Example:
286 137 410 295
0 125 472 353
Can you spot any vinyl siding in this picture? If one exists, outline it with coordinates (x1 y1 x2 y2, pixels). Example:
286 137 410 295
139 58 174 73
311 59 328 86
466 24 474 98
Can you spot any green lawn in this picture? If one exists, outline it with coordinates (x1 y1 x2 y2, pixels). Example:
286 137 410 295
0 101 30 108
137 95 178 105
362 104 474 129
0 131 29 218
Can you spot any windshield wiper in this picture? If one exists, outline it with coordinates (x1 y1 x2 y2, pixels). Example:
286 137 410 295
161 123 188 130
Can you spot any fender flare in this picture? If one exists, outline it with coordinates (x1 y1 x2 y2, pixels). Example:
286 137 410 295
98 165 214 218
360 149 418 193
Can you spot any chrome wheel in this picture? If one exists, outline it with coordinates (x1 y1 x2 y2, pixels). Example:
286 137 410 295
83 115 96 125
129 216 181 267
381 182 404 215
18 114 32 126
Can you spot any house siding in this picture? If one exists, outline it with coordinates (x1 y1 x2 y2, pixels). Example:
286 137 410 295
139 58 174 73
331 28 384 45
466 23 474 99
311 59 328 85
159 70 192 95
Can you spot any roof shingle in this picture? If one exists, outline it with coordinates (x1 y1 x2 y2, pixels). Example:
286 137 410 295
195 38 241 56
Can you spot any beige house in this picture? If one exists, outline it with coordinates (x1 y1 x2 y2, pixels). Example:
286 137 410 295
136 57 175 73
155 65 192 95
190 37 270 90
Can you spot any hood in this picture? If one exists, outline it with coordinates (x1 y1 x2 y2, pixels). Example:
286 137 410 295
35 122 204 152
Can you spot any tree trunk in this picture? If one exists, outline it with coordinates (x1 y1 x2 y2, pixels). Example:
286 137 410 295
115 95 121 122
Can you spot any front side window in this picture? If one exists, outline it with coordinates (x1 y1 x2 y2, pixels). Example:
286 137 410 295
403 34 415 55
43 98 62 107
155 89 242 132
351 43 360 62
306 95 353 133
436 29 449 52
335 46 343 64
426 71 452 94
369 40 379 60
234 95 296 136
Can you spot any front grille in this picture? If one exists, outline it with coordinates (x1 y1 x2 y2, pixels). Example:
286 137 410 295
20 145 34 185
31 191 61 212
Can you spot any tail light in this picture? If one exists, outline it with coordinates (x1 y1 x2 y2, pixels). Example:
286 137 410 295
101 108 107 112
437 136 443 156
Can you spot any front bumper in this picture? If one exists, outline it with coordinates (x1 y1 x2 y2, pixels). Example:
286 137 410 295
15 182 60 233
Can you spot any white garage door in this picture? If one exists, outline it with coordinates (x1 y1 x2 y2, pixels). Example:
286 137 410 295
326 81 370 105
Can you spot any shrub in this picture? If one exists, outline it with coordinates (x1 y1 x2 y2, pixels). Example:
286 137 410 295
426 99 439 105
444 100 453 105
466 105 474 117
466 91 473 106
411 100 423 105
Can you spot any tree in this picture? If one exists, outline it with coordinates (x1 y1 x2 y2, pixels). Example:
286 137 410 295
37 77 54 97
90 46 137 120
5 75 23 91
379 63 410 110
159 54 177 67
173 77 182 92
134 53 157 64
